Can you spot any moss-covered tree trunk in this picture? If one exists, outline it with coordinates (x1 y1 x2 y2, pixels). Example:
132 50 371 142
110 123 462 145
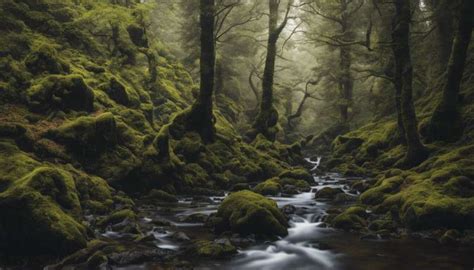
392 0 428 166
186 0 216 143
428 0 473 141
253 0 290 141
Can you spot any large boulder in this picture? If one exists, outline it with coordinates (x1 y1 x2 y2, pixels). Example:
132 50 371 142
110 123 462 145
214 190 288 237
0 167 87 255
47 112 117 155
27 74 94 112
314 187 344 201
253 177 281 196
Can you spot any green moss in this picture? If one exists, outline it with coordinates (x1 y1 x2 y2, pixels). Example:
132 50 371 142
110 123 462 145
97 209 136 228
314 187 344 200
253 177 281 196
0 141 40 191
27 74 94 112
215 190 288 237
173 132 204 162
0 164 87 255
182 163 209 187
192 240 237 258
279 168 313 183
21 167 81 214
47 112 117 155
100 77 140 107
331 206 367 231
278 177 311 190
24 43 69 75
360 176 404 205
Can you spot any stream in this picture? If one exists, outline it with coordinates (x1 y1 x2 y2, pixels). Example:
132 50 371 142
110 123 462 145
105 171 473 270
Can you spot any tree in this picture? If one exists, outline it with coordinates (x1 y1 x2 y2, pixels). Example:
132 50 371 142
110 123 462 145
252 0 293 141
302 0 369 124
428 0 473 141
186 0 216 143
391 0 428 166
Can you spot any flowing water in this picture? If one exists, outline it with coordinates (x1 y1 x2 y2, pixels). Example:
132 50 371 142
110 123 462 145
107 172 474 270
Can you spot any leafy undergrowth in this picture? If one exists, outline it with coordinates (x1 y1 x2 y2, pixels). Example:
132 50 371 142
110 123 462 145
0 0 309 265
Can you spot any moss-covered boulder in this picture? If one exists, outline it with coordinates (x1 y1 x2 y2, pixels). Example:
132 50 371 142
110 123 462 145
27 74 94 112
0 166 87 255
359 176 404 205
24 44 69 75
253 177 281 196
97 209 136 228
190 239 236 258
279 168 313 183
215 190 288 237
102 77 139 107
47 112 117 155
331 206 368 231
314 187 344 201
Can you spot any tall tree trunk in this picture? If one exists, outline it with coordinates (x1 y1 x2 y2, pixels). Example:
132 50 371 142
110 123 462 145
431 0 454 74
339 46 353 122
252 0 290 141
187 0 216 143
392 0 428 166
338 0 353 123
428 0 473 141
393 64 407 144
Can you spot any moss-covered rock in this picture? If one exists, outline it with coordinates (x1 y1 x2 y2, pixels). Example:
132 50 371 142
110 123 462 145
215 190 288 237
279 168 313 183
24 44 69 75
359 176 404 205
97 209 136 228
331 206 368 231
253 177 281 196
0 166 87 256
27 74 94 112
314 187 344 201
47 112 117 155
101 77 140 107
191 239 237 258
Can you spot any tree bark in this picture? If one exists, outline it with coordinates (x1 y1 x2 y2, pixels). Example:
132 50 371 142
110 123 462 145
338 0 353 123
252 0 290 141
187 0 216 143
428 0 473 141
339 46 352 122
430 0 454 74
392 0 428 166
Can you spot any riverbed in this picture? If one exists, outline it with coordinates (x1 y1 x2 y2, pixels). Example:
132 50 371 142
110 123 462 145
108 173 473 270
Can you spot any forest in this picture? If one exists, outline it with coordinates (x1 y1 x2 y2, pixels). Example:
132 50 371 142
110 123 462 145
0 0 473 269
